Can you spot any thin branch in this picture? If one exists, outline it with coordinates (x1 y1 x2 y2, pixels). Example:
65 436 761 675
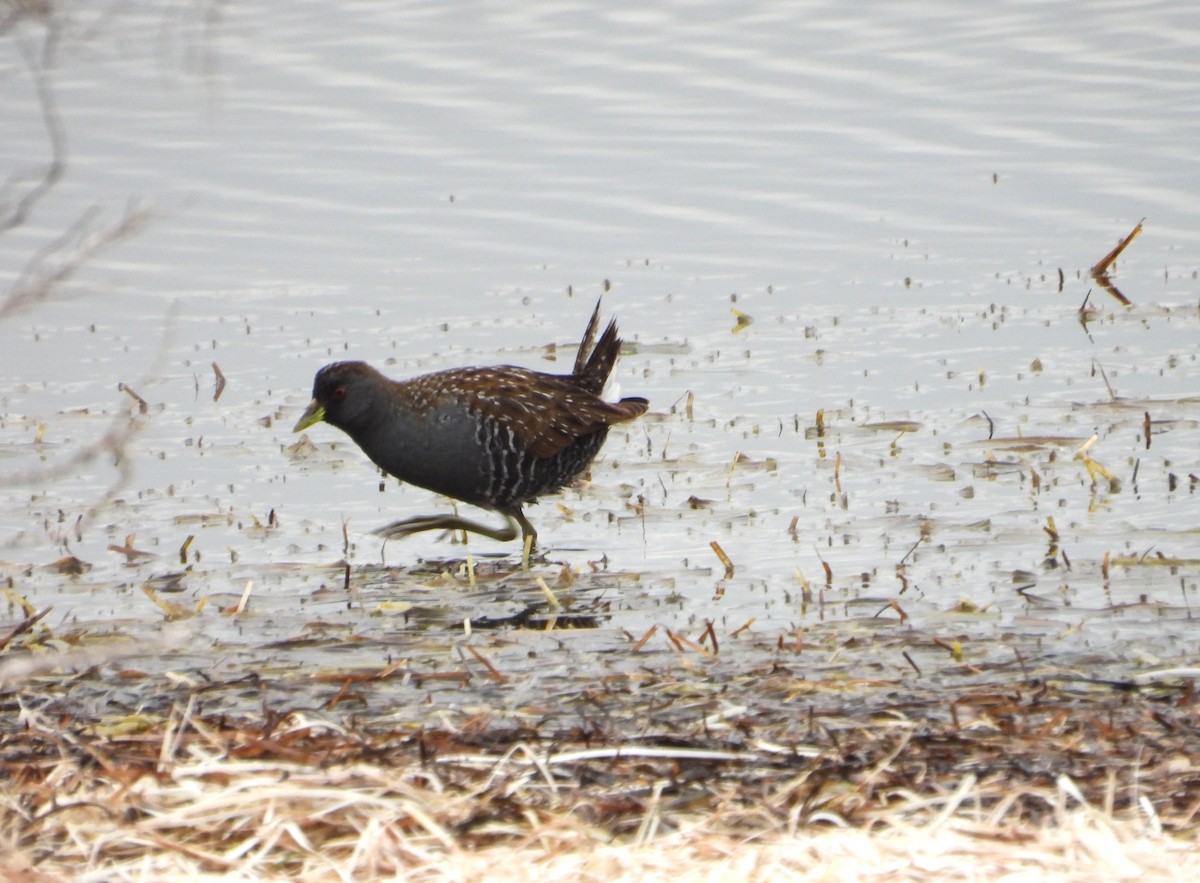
1 29 68 231
0 202 153 320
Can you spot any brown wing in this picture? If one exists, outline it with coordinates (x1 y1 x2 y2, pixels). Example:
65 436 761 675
448 366 646 459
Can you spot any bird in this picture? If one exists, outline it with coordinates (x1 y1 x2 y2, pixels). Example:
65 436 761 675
293 300 648 561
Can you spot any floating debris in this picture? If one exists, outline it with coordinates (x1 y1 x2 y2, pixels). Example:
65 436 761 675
709 540 734 578
212 361 227 401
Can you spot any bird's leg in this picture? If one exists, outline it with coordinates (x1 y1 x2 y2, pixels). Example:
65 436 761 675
521 534 534 571
513 508 538 570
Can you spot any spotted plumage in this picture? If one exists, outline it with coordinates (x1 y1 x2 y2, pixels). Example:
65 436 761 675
294 301 648 555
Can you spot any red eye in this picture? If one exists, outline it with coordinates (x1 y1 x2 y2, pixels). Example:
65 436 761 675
333 386 347 400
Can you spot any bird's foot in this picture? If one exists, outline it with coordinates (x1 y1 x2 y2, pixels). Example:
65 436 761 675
372 513 522 543
372 512 543 569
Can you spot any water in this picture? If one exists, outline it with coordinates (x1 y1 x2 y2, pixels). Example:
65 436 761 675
1 1 1197 716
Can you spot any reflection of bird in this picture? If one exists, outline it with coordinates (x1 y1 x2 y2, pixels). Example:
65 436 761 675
294 301 648 558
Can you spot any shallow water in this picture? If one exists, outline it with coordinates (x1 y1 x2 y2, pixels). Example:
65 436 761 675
1 1 1197 716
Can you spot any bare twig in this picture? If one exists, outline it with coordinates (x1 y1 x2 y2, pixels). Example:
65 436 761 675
0 31 67 232
2 203 153 321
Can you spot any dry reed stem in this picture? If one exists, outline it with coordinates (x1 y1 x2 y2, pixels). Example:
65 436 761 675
0 673 1197 882
2 747 1197 882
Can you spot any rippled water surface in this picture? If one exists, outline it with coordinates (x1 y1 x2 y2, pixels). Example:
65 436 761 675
2 1 1197 714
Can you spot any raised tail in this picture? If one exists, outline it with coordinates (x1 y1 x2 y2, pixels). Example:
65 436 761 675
573 298 624 397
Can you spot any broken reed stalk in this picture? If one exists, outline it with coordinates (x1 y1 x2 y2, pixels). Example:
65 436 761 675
211 362 227 401
709 540 735 578
1090 219 1144 277
1090 219 1143 305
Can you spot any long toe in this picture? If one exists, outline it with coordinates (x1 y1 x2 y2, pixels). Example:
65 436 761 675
372 516 449 539
372 513 522 543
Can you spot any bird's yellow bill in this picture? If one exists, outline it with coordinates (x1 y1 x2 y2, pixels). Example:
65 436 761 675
293 400 325 432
